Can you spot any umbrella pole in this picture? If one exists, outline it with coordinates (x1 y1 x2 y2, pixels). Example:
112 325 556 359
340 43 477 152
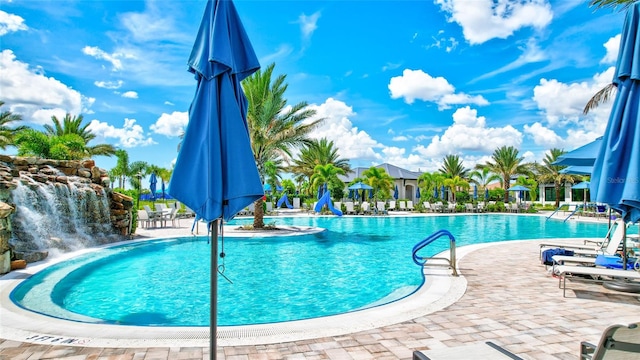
210 219 219 360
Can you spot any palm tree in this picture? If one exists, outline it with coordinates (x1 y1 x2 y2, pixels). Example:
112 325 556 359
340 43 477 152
309 164 346 202
111 149 130 189
479 146 531 203
14 129 88 160
468 168 501 195
243 63 323 228
535 148 577 208
0 101 29 150
443 175 470 203
590 0 636 10
45 113 116 157
362 166 394 200
439 154 468 179
289 138 351 182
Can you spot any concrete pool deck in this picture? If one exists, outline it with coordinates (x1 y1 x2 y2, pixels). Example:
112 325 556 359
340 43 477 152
1 212 639 359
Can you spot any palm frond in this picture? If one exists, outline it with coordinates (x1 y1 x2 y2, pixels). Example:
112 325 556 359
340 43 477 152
583 83 617 114
589 0 636 11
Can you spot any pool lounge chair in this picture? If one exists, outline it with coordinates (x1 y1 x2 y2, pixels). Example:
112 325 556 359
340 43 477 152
413 341 523 360
376 201 387 215
580 322 640 360
407 200 414 211
553 264 640 297
423 202 432 212
398 200 407 211
361 201 372 215
539 220 624 258
345 201 356 215
388 200 397 211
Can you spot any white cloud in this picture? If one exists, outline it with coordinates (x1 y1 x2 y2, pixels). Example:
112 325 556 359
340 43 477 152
388 69 488 109
87 118 155 148
413 106 522 158
122 91 138 99
434 0 553 45
601 34 620 64
392 135 409 141
532 67 614 127
305 98 383 162
523 122 562 148
0 10 28 36
298 11 321 39
0 49 85 125
150 111 188 137
95 80 123 89
82 45 135 71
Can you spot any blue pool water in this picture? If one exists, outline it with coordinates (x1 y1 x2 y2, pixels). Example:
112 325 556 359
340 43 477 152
11 215 607 326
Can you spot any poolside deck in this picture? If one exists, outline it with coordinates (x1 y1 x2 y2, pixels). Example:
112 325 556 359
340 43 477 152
1 214 638 359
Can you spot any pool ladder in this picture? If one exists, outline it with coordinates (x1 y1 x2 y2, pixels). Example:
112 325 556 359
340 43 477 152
412 229 458 276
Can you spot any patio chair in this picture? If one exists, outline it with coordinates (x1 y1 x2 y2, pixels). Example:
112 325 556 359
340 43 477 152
398 200 407 211
465 203 476 213
388 200 396 211
580 322 640 360
553 264 640 297
345 201 356 215
422 202 431 212
407 200 414 211
137 210 152 228
413 341 522 360
361 201 372 215
376 201 387 215
539 220 624 258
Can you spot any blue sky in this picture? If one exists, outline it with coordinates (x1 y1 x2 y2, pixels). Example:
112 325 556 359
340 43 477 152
0 0 627 185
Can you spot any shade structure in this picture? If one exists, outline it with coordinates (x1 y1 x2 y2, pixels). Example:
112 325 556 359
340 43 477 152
553 137 603 166
161 180 166 200
167 1 263 358
348 182 373 190
393 185 399 200
591 2 640 225
559 165 593 175
416 187 421 199
473 185 478 200
440 185 445 201
572 181 591 190
508 185 530 192
484 187 489 201
149 173 157 201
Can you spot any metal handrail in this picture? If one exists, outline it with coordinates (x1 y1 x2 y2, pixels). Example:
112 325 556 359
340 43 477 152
412 229 458 276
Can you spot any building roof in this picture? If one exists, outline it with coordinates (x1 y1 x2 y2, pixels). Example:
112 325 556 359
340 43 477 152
339 163 422 183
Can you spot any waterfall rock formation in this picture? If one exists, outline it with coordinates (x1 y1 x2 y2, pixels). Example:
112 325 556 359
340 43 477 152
0 155 133 274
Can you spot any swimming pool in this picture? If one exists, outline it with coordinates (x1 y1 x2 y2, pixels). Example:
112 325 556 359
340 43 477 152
10 214 607 327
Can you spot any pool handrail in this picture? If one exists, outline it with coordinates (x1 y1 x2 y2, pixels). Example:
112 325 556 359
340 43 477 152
412 229 458 276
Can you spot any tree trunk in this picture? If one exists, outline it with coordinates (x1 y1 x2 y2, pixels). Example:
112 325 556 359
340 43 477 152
253 198 265 229
554 183 561 208
503 176 510 203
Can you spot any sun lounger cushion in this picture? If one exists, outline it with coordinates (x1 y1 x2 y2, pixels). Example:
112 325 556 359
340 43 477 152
542 248 574 266
594 255 638 269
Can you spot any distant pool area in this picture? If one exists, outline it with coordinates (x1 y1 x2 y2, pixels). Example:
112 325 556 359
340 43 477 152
9 214 609 328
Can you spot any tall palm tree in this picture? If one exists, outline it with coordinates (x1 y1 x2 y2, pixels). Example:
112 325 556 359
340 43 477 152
0 101 29 150
535 148 577 208
362 166 394 200
243 63 323 228
439 154 468 179
309 163 346 199
443 175 470 202
479 146 531 203
45 113 116 157
468 168 501 194
289 138 351 182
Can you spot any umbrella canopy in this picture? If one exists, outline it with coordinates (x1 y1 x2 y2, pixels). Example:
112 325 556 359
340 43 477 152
167 1 263 358
416 187 421 199
433 187 438 199
348 182 373 190
149 173 157 201
440 185 445 201
559 165 593 175
473 185 478 200
508 185 530 192
393 185 399 200
591 2 640 224
553 137 603 166
572 181 591 190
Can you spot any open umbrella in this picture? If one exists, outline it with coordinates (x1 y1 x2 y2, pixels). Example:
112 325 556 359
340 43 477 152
591 3 640 269
348 182 373 190
167 0 263 358
149 173 157 201
553 137 603 166
508 185 530 204
559 165 593 175
572 181 590 210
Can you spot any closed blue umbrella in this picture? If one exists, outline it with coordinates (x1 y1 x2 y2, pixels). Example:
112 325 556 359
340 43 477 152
440 185 445 201
317 184 323 200
393 185 399 200
416 187 421 199
473 185 477 200
433 187 438 199
149 173 157 201
167 0 263 357
369 189 374 199
592 2 640 226
484 187 489 201
161 180 166 200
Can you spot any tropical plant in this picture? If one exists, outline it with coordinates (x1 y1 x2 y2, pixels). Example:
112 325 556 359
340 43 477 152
439 154 469 179
590 0 636 10
289 138 351 182
468 167 501 193
243 63 323 228
534 148 578 208
478 146 531 202
418 172 446 201
0 101 29 150
362 166 394 200
14 129 87 160
309 163 346 197
443 175 470 202
514 175 538 202
44 113 116 157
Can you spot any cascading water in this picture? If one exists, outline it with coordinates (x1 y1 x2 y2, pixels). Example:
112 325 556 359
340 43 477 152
9 170 117 258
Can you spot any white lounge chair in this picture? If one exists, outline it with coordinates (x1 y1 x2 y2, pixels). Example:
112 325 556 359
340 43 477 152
553 264 640 297
580 322 640 360
376 201 387 214
540 220 624 258
422 202 431 212
398 201 406 211
333 202 342 212
293 197 301 209
137 210 152 228
388 200 396 211
345 202 356 215
361 201 372 215
407 200 414 211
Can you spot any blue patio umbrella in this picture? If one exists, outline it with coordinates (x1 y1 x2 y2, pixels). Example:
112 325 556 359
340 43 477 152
440 185 445 201
484 187 489 201
508 185 530 203
416 187 421 199
369 189 374 199
433 187 438 199
149 173 157 201
393 185 399 200
473 185 478 200
167 0 263 357
161 180 166 200
348 182 373 190
572 181 590 209
348 189 354 199
592 1 640 227
559 165 593 175
317 184 323 199
553 137 603 167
